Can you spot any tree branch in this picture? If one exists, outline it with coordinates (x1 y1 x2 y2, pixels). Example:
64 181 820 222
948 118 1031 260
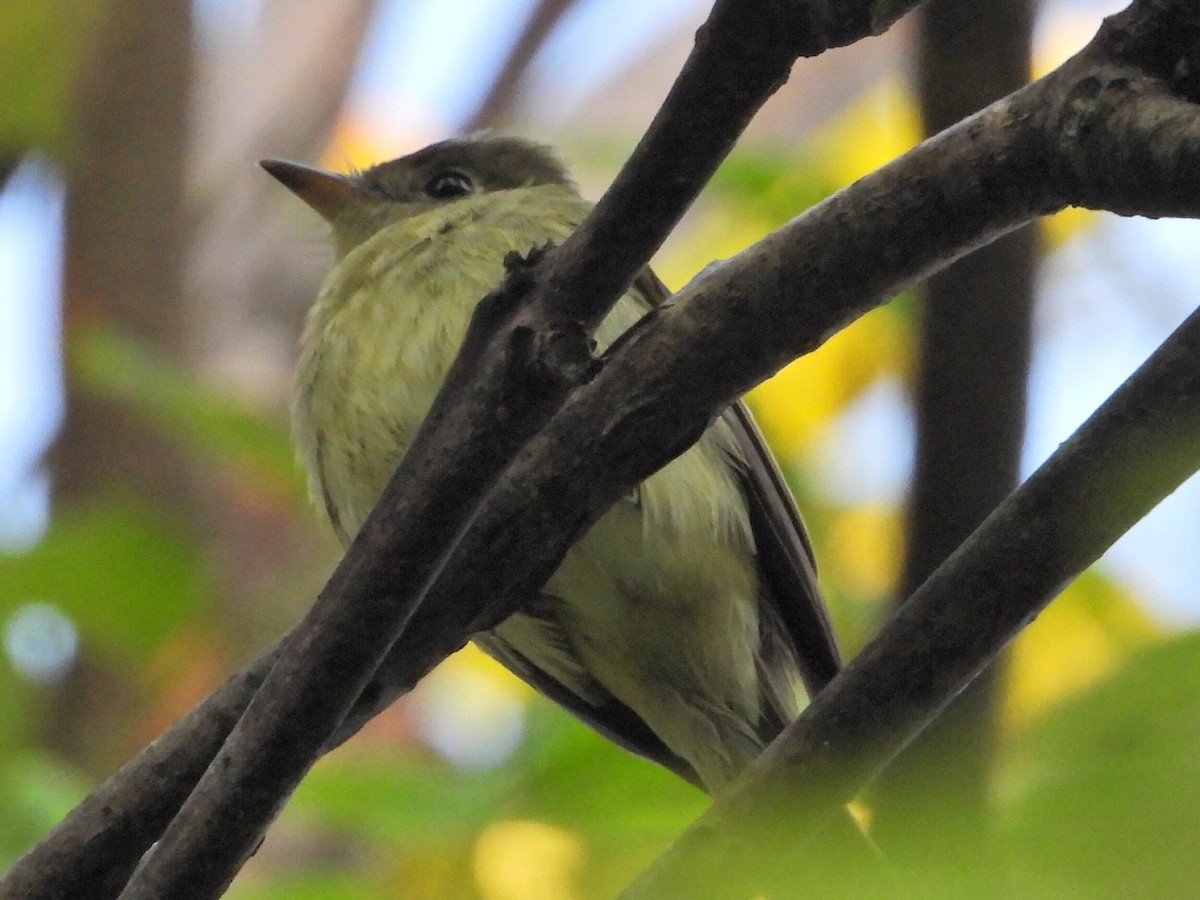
0 651 278 900
462 0 578 131
525 0 931 332
622 270 1200 900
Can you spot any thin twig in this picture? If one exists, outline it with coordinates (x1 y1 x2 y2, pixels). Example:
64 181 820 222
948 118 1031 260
462 0 578 130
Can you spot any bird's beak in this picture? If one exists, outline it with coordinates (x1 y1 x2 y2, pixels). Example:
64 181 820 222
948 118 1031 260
260 159 369 222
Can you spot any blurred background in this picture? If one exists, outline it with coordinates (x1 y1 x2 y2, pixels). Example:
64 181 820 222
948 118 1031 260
4 0 1200 897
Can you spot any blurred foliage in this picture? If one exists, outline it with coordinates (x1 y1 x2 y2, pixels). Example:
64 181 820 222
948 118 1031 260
0 497 202 665
999 632 1200 899
72 325 308 510
0 0 104 155
1004 568 1161 732
0 752 89 866
231 698 706 900
219 628 1200 899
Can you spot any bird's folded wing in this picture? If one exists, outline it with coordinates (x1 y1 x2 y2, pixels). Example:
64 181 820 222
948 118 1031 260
724 401 842 699
474 621 702 788
630 267 842 698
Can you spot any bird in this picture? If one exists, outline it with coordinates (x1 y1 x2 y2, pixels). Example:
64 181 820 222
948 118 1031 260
263 135 841 793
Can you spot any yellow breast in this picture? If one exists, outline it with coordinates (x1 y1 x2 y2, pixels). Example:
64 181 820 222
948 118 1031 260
292 184 590 540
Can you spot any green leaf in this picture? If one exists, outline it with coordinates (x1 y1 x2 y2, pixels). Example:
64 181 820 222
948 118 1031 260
228 873 384 900
0 752 89 865
505 701 705 841
0 0 101 153
1000 631 1200 897
0 497 202 665
290 749 513 848
708 146 834 226
228 871 385 900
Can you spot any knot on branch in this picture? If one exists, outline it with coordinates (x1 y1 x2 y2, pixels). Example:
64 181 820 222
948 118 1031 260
487 243 601 401
1171 47 1200 104
1053 65 1200 218
504 242 552 275
468 244 548 332
437 242 595 432
1095 0 1200 82
510 319 600 396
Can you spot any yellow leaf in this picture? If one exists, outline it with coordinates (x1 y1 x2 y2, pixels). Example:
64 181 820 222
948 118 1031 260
1003 570 1161 733
320 115 444 171
426 643 534 707
655 211 776 291
1042 206 1098 248
822 504 904 600
808 78 921 187
475 820 584 900
748 306 913 458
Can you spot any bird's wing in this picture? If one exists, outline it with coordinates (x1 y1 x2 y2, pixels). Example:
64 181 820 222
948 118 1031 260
474 617 703 788
472 267 840 788
631 269 843 701
723 402 842 697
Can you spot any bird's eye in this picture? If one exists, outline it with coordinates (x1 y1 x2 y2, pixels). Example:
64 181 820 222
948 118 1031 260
424 171 474 200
